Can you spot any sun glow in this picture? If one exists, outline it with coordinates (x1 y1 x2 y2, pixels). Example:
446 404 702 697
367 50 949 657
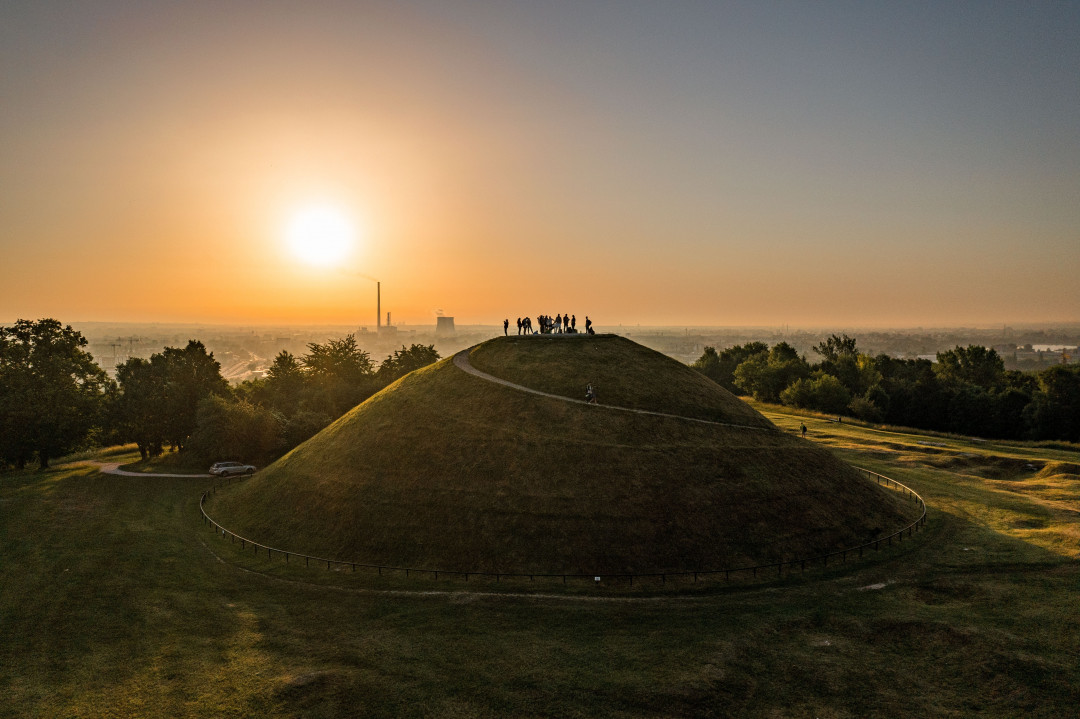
285 205 355 267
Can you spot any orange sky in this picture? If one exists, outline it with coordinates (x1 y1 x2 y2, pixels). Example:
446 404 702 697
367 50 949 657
2 2 1078 327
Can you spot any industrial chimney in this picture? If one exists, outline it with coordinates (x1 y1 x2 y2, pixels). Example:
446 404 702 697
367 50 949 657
377 282 381 332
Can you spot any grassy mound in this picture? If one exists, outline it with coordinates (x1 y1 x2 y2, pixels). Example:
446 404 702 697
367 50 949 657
469 334 774 427
209 336 917 575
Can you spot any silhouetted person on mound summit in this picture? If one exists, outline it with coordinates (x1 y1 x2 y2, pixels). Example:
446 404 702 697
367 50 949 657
503 318 509 336
585 316 593 334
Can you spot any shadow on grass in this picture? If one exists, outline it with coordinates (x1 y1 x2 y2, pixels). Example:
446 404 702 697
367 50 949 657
2 456 1079 717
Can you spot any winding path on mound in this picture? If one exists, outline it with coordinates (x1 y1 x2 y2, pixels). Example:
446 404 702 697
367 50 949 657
452 347 778 433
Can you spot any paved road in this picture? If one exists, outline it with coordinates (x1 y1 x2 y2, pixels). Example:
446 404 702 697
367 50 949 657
452 348 778 433
75 460 212 478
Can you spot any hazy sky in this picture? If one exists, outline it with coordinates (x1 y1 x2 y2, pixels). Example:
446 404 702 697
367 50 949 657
2 1 1078 327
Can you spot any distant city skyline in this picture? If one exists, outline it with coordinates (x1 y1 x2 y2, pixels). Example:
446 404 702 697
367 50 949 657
2 1 1078 327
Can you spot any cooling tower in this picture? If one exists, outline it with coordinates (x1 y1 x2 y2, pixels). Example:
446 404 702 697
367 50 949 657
435 316 456 337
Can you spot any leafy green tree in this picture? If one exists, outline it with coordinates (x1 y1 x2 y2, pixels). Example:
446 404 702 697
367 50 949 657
936 345 1005 388
303 334 376 416
255 350 307 416
161 341 229 451
377 344 441 384
946 384 997 437
691 342 768 394
1023 365 1080 442
779 373 851 414
115 340 228 456
734 344 810 403
188 395 285 463
0 319 112 469
115 356 170 459
690 346 722 383
814 334 858 363
848 395 884 423
813 335 879 397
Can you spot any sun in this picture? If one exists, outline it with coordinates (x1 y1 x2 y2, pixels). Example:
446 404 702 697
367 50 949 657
285 204 355 267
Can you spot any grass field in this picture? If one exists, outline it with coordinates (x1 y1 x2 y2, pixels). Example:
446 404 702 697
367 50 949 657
2 401 1078 717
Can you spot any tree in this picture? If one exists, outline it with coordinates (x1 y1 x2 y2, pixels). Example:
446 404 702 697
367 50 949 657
377 344 441 384
690 346 722 383
303 334 376 416
936 345 1005 388
812 335 879 397
779 373 851 415
692 342 768 394
187 395 285 463
733 344 810 403
255 350 307 416
1023 365 1080 442
115 340 228 456
160 341 230 450
814 334 858 363
0 319 112 469
114 356 169 459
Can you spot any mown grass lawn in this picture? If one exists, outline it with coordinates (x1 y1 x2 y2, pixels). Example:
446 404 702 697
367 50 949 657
1 406 1078 717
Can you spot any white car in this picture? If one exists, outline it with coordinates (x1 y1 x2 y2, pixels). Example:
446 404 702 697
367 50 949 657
209 461 255 477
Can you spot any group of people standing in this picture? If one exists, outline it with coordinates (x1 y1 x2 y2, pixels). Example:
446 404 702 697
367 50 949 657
504 314 594 335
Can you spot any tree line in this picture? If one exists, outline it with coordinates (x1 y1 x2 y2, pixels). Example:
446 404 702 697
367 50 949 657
691 334 1080 442
0 318 440 470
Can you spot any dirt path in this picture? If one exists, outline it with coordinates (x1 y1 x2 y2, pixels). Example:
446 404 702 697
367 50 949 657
452 347 777 433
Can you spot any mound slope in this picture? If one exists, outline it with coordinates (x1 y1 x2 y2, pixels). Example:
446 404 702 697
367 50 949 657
209 336 917 575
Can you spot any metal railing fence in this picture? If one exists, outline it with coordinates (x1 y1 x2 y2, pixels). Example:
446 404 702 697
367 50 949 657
200 467 926 587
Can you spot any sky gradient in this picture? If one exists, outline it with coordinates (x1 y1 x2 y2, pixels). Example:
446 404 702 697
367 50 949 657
2 1 1078 327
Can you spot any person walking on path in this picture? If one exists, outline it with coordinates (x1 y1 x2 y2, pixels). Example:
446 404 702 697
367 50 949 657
801 423 807 437
503 318 509 336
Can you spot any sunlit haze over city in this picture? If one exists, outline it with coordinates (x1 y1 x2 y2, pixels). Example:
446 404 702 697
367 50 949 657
2 1 1078 327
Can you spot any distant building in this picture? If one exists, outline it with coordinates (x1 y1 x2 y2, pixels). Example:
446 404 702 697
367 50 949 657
436 316 456 337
